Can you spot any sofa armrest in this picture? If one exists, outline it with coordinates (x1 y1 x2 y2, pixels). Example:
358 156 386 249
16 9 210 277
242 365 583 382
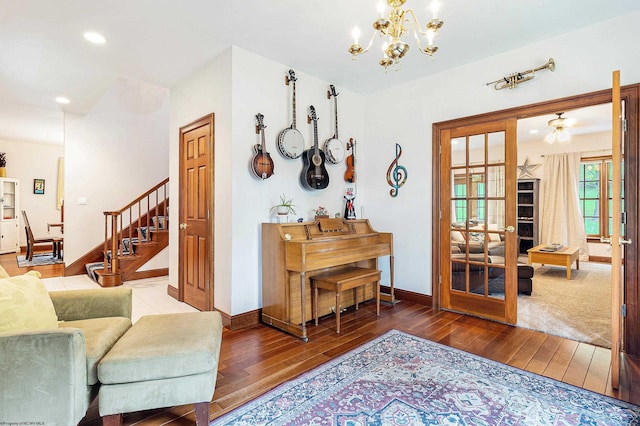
50 287 132 322
0 329 89 425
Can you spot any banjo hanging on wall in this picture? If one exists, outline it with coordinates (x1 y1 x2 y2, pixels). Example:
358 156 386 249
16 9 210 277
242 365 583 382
323 84 345 164
277 69 305 159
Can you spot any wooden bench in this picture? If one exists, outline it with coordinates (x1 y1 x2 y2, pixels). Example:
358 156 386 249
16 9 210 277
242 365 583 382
311 267 381 333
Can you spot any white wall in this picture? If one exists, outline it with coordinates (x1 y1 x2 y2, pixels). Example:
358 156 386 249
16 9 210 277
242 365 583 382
0 139 64 243
169 48 233 314
229 48 365 315
362 11 640 295
166 10 640 315
64 77 170 264
169 47 365 316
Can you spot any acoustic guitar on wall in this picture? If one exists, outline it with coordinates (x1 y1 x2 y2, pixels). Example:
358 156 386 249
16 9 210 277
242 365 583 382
251 113 274 180
300 105 329 190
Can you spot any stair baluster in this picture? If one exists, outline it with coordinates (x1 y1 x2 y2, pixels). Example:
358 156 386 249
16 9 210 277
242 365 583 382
94 178 169 287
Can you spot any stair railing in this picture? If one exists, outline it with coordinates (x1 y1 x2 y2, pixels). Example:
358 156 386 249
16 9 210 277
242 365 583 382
102 178 169 275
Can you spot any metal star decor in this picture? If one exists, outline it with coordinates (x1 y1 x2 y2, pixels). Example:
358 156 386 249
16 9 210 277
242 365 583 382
517 157 541 178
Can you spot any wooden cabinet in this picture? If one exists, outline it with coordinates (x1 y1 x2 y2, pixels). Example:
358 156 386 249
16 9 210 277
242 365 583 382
0 178 20 254
517 179 539 254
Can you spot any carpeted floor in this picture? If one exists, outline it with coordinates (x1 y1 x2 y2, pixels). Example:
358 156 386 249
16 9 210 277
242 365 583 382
16 252 64 267
518 261 611 348
211 330 639 425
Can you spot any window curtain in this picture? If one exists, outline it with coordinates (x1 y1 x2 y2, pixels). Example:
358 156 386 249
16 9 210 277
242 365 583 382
540 152 589 259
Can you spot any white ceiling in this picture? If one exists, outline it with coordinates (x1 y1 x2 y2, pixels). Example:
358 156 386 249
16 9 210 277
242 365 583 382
1 0 639 145
517 103 613 144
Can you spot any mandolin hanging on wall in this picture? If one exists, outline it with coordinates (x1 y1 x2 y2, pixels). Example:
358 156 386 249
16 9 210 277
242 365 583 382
251 113 274 180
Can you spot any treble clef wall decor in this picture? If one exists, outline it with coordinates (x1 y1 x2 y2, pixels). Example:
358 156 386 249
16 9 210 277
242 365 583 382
386 143 407 197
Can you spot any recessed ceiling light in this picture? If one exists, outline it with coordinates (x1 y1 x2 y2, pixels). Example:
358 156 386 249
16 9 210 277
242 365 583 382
84 31 106 44
55 96 70 104
529 129 539 134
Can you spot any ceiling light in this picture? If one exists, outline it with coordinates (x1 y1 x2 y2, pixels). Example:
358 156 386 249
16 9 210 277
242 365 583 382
544 112 573 144
55 96 70 104
84 31 106 44
348 0 444 71
529 129 539 134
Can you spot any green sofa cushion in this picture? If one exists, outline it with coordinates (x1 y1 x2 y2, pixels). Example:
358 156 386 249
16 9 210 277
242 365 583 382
98 312 222 384
0 271 58 333
59 316 131 385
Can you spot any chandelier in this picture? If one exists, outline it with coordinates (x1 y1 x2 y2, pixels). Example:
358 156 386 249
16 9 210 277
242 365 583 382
544 112 574 144
348 0 444 71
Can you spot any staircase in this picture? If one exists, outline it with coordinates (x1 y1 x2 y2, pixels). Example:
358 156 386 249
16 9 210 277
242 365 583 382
83 178 170 287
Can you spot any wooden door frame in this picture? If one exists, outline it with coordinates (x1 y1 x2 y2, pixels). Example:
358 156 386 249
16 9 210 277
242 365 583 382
432 84 640 356
178 113 215 310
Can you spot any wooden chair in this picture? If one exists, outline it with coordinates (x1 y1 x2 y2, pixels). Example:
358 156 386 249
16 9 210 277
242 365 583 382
21 211 63 261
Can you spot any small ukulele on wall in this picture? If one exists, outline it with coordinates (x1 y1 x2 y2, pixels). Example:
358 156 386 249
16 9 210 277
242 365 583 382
251 113 274 180
344 138 356 183
300 106 329 190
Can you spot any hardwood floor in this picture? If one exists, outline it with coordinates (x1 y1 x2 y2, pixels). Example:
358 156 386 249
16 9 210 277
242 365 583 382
0 250 64 278
78 299 640 425
3 252 638 424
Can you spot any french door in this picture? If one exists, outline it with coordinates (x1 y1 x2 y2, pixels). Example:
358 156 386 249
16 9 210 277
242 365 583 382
440 119 518 324
610 71 624 388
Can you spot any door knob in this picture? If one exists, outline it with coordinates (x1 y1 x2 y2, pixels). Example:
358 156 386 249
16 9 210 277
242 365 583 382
500 226 515 233
179 223 187 230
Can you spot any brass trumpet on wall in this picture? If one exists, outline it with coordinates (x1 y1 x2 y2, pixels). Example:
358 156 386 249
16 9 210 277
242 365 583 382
486 58 555 90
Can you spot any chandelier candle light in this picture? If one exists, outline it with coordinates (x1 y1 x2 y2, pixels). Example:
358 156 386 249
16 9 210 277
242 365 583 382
348 0 443 71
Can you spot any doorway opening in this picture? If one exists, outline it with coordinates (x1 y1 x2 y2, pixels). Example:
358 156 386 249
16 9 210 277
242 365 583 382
515 104 615 347
432 84 640 357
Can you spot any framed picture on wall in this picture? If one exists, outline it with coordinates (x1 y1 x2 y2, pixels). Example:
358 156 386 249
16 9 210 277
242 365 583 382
34 178 45 194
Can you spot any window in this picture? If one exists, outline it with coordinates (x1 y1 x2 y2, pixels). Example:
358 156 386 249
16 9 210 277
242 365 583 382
453 173 485 224
453 178 467 222
579 158 624 238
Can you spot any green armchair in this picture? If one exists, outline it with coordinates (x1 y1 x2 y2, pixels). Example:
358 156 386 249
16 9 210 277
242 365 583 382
0 278 132 426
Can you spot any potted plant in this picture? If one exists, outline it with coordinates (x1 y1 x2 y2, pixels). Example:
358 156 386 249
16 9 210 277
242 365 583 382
0 152 5 177
270 193 296 216
314 206 329 219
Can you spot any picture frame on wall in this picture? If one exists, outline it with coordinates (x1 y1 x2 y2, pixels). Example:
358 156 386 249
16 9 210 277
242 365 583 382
34 178 45 194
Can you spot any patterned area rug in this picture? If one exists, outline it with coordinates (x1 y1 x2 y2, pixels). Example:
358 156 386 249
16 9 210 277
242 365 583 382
16 253 64 267
211 330 640 425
